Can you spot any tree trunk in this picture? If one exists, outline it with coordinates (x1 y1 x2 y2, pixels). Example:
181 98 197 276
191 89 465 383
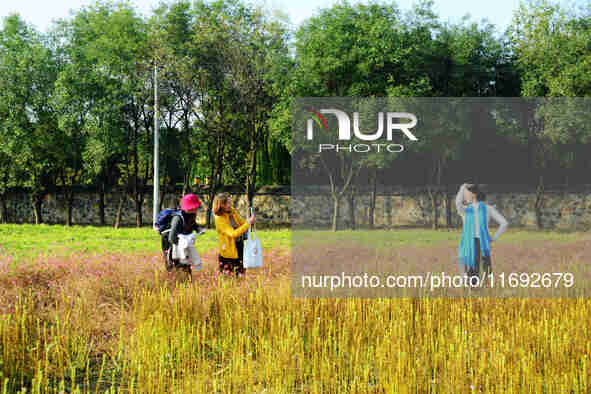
161 171 176 212
114 194 124 229
159 189 167 212
206 163 217 229
320 154 357 233
136 158 150 228
130 124 142 228
31 193 43 224
135 198 143 227
427 186 439 230
385 195 392 228
159 161 168 213
0 195 8 223
261 134 271 184
332 194 340 232
206 190 216 229
206 127 225 228
159 188 166 212
66 195 73 226
445 187 453 228
98 183 106 226
535 175 545 230
182 115 194 197
368 167 377 229
347 186 356 230
430 158 444 230
432 195 439 230
206 148 223 230
182 172 189 196
247 126 258 209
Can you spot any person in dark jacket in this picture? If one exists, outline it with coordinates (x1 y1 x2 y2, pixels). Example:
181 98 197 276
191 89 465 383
161 194 204 271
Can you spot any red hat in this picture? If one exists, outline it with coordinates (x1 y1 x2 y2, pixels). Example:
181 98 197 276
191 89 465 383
180 194 201 211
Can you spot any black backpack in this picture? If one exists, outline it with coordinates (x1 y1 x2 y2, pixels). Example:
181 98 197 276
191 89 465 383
154 209 184 234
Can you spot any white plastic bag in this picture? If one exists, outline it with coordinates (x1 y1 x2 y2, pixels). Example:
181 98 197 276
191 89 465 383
172 233 202 270
243 209 263 269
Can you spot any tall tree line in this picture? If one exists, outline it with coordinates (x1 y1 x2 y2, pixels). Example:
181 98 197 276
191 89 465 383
0 0 589 228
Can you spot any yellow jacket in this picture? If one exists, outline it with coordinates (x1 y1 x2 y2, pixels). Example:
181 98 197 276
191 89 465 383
214 207 250 259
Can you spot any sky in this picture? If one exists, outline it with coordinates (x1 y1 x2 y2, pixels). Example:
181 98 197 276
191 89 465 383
1 0 588 35
1 0 526 34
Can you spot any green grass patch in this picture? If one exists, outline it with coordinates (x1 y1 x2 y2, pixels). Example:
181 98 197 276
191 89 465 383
293 227 591 250
0 224 291 263
2 223 588 263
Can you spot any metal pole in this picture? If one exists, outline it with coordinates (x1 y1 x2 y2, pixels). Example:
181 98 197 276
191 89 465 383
153 65 159 225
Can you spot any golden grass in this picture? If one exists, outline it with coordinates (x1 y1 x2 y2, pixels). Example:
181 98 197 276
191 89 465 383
0 236 590 392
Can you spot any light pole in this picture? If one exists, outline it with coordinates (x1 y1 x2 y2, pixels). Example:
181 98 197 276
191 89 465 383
153 64 160 225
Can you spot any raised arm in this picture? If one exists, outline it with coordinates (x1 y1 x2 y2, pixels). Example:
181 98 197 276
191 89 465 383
231 207 246 227
455 184 467 216
215 214 249 239
488 205 508 241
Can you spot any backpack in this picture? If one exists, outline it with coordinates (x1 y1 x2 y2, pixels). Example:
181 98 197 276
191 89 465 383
155 209 184 234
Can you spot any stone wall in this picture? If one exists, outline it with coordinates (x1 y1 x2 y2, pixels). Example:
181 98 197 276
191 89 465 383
0 187 291 228
3 185 591 230
291 185 591 230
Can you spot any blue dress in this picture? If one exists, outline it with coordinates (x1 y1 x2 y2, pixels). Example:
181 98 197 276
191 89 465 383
458 203 491 270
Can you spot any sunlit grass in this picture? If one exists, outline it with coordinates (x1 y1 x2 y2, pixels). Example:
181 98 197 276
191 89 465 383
0 224 290 263
0 225 590 392
294 227 590 250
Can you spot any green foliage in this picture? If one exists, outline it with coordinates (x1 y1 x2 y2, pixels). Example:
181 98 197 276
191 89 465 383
295 1 403 97
510 0 591 97
0 14 61 211
1 0 591 219
508 0 591 156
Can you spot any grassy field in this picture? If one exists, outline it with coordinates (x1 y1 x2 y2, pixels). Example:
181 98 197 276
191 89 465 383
0 224 290 263
1 224 590 393
294 226 589 247
292 228 591 298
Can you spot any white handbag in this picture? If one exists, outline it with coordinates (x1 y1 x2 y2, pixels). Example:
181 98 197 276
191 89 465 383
243 208 263 269
172 233 202 270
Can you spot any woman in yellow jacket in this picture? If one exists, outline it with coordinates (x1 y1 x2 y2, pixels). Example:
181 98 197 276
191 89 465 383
213 193 255 277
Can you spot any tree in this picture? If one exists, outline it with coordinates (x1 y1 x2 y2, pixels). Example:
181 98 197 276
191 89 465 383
294 1 405 231
510 0 591 97
150 1 201 199
398 11 507 228
73 2 151 227
0 70 17 223
50 24 95 226
508 0 591 227
0 151 15 223
0 15 61 224
266 24 296 186
224 8 291 207
54 2 149 227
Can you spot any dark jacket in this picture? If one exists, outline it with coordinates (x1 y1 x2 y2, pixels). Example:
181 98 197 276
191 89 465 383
168 211 202 245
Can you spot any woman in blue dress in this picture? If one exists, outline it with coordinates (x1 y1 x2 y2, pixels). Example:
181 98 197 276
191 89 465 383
456 183 508 287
